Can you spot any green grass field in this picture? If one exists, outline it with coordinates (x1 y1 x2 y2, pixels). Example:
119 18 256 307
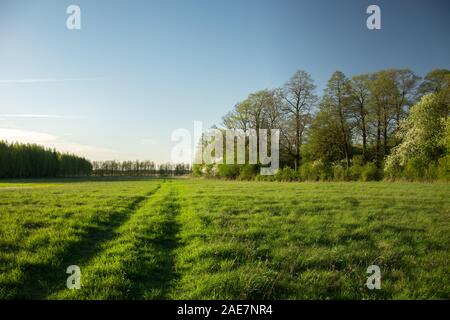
0 178 449 299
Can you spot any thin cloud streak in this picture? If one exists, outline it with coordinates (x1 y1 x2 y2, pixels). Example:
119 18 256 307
0 114 81 119
0 77 106 84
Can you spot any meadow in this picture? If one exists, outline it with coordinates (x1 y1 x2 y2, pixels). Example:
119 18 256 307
0 178 449 299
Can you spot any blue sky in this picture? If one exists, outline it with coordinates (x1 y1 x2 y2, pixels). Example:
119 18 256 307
0 0 449 162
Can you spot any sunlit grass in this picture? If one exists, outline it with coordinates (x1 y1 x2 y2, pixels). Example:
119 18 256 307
0 178 448 299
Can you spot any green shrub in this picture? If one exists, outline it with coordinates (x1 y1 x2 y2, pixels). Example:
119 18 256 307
384 156 403 180
425 162 439 181
199 164 217 178
315 160 333 181
192 164 203 177
255 174 275 181
332 164 347 181
275 167 299 182
238 164 257 180
299 160 332 181
348 163 363 181
299 162 317 181
352 155 365 166
438 155 450 181
217 164 240 180
403 158 427 181
361 162 381 181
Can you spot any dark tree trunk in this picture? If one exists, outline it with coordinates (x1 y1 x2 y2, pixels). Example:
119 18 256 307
361 113 367 162
295 112 300 170
376 109 382 165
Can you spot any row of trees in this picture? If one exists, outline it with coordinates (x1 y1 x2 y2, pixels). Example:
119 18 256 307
194 68 450 181
0 141 92 178
92 161 191 176
0 143 192 178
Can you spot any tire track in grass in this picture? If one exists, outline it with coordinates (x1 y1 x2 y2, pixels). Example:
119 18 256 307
12 184 161 299
138 185 181 299
52 183 181 299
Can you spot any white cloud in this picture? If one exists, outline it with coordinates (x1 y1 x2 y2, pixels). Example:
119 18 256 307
0 128 120 161
0 128 57 143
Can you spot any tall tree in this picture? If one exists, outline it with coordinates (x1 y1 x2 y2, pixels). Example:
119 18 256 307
370 70 396 162
222 101 251 131
307 108 347 164
385 93 449 178
350 74 371 161
247 90 276 163
392 69 420 128
322 71 353 167
279 70 317 169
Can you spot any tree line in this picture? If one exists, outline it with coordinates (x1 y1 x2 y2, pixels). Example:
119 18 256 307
0 141 92 178
194 68 450 181
0 142 192 178
92 161 191 176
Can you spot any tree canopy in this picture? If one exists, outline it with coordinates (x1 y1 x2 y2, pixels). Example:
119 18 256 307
0 141 92 178
195 68 450 181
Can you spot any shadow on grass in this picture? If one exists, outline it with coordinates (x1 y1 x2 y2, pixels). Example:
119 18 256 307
126 191 181 299
0 176 183 184
12 186 161 299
